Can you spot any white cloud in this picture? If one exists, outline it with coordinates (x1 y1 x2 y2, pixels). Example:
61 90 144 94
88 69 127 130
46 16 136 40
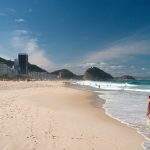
85 40 150 63
110 65 125 70
9 9 16 13
0 12 6 16
0 52 10 60
25 39 54 69
12 36 25 48
82 62 96 68
141 67 146 71
130 65 135 69
84 29 150 64
28 8 33 12
11 30 55 70
15 18 25 23
14 30 30 35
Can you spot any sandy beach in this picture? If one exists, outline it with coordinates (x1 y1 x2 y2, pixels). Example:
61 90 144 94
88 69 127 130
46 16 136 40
0 81 144 150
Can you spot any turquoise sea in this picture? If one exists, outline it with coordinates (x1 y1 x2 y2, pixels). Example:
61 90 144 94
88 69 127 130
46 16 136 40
76 80 150 150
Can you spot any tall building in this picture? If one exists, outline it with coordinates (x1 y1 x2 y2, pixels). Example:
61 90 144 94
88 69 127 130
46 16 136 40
18 53 28 75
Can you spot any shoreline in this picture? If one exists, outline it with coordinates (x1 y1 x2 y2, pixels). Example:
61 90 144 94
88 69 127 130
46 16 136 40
67 82 146 149
0 81 145 150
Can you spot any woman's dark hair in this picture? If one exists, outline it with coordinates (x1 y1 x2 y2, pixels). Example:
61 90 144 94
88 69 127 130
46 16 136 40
149 96 150 99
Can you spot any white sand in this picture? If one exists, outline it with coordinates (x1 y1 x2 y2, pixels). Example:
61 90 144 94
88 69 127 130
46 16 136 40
0 81 144 150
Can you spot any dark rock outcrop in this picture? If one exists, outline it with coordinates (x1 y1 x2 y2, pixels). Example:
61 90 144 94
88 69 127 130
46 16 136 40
115 75 136 80
84 67 113 81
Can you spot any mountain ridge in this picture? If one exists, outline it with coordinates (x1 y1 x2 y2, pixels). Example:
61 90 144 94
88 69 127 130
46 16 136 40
50 69 83 79
0 57 136 80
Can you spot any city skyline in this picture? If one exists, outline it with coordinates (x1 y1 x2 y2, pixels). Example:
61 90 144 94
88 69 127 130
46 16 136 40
0 0 150 77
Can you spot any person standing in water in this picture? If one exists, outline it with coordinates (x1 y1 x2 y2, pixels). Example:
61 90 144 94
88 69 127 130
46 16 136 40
146 96 150 121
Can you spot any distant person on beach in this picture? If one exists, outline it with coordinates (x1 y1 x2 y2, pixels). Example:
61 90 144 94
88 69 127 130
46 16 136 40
146 96 150 121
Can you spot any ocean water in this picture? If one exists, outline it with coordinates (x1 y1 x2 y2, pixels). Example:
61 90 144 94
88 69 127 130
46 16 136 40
76 80 150 150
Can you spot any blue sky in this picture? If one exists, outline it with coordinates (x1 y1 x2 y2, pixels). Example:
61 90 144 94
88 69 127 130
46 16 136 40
0 0 150 77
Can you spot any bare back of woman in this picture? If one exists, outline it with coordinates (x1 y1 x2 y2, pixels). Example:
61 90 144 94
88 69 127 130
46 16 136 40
146 96 150 121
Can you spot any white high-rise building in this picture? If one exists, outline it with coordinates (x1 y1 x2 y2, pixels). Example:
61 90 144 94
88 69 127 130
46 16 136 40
0 62 18 78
